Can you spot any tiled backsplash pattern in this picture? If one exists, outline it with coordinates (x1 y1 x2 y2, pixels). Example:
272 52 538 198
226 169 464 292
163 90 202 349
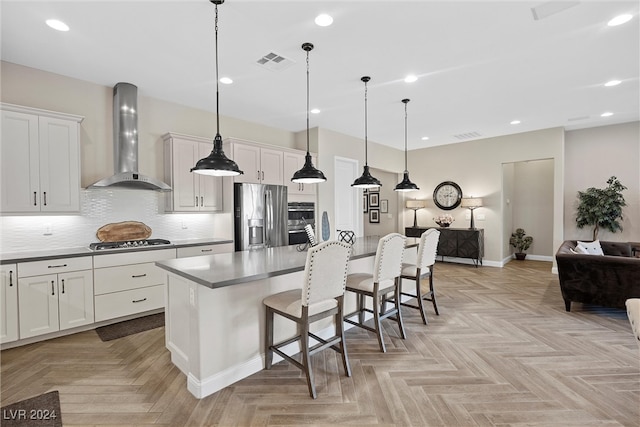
0 188 231 254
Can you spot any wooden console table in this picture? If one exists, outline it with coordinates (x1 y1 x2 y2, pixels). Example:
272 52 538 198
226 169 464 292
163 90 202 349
405 227 484 266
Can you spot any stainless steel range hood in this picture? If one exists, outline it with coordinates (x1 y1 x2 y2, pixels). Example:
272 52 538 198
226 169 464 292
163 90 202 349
89 82 171 191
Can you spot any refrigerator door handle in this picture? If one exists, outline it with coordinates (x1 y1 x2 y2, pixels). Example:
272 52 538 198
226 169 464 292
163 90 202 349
265 190 272 247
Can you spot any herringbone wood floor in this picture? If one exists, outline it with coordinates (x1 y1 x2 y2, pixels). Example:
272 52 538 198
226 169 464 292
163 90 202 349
1 260 638 426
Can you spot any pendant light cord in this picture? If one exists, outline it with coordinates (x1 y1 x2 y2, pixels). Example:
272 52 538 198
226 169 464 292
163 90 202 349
306 48 310 154
364 79 368 166
214 3 221 137
404 100 408 173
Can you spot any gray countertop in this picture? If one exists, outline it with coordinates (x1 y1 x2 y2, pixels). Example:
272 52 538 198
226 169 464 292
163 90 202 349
0 238 233 264
155 236 418 289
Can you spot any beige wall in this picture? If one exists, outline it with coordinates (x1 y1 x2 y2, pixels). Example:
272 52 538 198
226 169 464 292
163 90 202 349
564 121 640 242
405 127 565 264
1 61 296 188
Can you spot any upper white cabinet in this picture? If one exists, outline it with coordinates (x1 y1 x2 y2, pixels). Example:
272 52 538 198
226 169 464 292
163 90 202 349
1 264 18 344
0 104 83 213
283 151 317 195
230 140 284 185
163 132 223 212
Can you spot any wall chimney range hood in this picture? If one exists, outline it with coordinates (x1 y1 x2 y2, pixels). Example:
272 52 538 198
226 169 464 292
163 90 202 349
89 82 171 191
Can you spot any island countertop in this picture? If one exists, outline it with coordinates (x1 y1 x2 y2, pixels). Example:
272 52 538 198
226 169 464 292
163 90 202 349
155 236 413 289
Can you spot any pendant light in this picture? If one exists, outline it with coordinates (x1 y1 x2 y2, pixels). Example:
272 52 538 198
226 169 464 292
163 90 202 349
291 42 327 184
191 0 243 177
394 98 419 192
352 76 381 189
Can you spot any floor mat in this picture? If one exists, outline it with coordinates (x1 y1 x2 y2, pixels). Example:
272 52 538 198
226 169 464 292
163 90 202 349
95 312 164 341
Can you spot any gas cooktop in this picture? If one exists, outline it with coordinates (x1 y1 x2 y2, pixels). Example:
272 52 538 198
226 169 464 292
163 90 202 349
89 238 171 251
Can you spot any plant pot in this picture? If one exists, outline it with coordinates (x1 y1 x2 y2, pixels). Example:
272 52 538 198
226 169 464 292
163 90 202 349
515 253 527 260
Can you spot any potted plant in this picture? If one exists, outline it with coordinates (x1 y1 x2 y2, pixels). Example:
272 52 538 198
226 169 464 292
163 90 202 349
510 228 533 260
576 176 627 240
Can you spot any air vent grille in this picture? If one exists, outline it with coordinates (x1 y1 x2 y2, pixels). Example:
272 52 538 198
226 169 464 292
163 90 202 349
453 131 482 140
256 52 295 71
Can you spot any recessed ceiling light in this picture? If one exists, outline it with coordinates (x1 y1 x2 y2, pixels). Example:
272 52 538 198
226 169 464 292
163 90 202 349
601 112 614 117
608 14 632 26
219 77 233 85
314 14 333 27
421 136 429 141
604 80 621 87
510 120 521 125
45 19 69 32
404 75 418 83
310 108 320 114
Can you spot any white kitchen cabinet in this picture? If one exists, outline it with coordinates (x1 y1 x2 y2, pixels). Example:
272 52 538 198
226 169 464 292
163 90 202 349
1 264 18 344
176 243 234 258
93 248 175 322
163 132 223 212
0 104 82 213
17 257 94 339
231 141 284 185
283 151 317 195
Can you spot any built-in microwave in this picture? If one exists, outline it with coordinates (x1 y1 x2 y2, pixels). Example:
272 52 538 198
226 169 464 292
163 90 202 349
287 202 315 245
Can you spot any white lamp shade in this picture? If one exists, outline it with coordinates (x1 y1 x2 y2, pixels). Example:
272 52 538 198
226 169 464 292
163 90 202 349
461 197 483 208
406 199 426 209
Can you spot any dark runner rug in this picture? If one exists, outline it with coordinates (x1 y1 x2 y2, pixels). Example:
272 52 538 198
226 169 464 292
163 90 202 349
0 391 62 427
95 312 164 342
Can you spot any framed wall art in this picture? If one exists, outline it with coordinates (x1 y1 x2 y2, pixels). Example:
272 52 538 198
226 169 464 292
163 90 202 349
369 209 380 223
369 192 379 208
363 195 368 213
380 199 388 213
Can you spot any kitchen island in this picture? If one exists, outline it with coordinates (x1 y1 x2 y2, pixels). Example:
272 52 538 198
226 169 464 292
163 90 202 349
155 236 416 399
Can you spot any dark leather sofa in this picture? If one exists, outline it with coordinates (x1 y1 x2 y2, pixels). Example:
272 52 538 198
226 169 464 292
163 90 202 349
555 240 640 311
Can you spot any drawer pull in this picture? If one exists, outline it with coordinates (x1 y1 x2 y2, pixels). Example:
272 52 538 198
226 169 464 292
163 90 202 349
61 279 65 294
48 264 68 269
132 298 147 303
131 274 147 278
51 280 55 296
201 249 213 252
43 191 47 206
9 270 13 286
34 191 37 206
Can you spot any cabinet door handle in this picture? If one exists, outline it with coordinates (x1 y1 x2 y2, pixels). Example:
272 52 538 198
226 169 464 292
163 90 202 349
257 170 260 180
61 279 65 294
9 270 13 286
48 264 68 269
34 191 37 206
262 171 264 180
201 249 213 253
195 196 199 207
43 191 47 206
51 280 55 296
201 196 203 206
131 274 147 278
132 298 147 303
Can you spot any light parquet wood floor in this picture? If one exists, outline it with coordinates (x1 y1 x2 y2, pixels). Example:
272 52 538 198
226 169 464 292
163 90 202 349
1 260 638 426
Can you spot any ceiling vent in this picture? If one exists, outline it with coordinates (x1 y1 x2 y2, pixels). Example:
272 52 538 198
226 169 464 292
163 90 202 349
256 51 295 71
453 131 482 140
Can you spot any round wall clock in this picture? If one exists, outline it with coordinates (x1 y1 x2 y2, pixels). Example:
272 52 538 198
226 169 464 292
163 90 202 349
433 181 463 210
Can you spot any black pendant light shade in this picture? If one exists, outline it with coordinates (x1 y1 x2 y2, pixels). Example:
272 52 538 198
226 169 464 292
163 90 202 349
352 76 381 189
291 42 327 184
191 0 243 177
395 98 419 192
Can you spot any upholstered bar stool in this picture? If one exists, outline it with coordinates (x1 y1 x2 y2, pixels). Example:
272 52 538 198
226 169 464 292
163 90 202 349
263 240 352 399
400 229 440 325
626 298 640 348
344 233 407 353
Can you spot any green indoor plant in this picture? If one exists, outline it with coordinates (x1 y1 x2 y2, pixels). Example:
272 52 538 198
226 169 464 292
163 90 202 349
510 228 533 260
576 176 627 240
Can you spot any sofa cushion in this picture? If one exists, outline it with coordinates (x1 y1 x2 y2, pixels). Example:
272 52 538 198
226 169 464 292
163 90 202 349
577 240 604 256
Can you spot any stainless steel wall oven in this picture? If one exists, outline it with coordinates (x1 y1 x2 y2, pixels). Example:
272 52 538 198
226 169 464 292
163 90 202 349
287 202 315 245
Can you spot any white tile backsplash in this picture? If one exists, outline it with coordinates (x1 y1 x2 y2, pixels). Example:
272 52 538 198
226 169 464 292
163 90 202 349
0 188 232 254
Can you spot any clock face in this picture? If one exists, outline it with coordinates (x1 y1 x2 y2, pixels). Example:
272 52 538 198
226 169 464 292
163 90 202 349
433 181 462 210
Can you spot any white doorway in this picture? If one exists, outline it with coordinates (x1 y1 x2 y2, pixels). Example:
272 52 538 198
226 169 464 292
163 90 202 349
334 157 362 237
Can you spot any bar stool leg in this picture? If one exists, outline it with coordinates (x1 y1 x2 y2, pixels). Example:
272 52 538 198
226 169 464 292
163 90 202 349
415 274 429 325
394 277 407 339
300 316 316 399
371 292 386 353
265 306 274 369
336 300 351 377
427 274 439 315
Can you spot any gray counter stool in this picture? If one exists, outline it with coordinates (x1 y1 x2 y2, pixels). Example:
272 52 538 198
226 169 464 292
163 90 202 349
263 240 352 399
344 233 407 353
626 298 640 348
400 228 440 325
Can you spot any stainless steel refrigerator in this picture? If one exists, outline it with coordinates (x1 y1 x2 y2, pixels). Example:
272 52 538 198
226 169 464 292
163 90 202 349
234 183 288 251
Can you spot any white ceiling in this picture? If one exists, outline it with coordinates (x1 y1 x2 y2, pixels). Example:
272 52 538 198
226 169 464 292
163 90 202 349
1 0 638 151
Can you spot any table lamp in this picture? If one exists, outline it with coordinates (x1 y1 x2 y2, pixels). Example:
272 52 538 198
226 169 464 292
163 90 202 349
406 199 426 227
460 197 483 229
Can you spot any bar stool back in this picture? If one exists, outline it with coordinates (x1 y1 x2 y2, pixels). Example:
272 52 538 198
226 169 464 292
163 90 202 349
344 233 407 352
400 229 440 324
263 240 352 399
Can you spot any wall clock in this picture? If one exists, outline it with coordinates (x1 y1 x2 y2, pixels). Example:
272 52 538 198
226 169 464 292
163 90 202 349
433 181 463 210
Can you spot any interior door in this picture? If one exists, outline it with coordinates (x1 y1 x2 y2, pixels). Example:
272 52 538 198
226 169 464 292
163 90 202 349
334 157 362 237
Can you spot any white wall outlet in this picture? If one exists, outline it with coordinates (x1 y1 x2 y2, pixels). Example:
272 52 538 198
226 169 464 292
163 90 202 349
43 223 53 235
465 212 471 219
476 213 486 220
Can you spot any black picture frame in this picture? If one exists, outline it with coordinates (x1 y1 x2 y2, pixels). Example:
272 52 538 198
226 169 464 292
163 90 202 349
369 209 380 223
363 195 368 213
369 192 379 207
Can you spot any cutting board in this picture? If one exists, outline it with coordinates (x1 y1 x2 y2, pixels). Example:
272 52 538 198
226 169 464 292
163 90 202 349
96 221 152 242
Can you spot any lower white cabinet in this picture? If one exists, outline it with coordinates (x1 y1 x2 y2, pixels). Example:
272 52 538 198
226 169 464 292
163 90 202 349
1 264 18 343
93 248 175 322
17 257 94 339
